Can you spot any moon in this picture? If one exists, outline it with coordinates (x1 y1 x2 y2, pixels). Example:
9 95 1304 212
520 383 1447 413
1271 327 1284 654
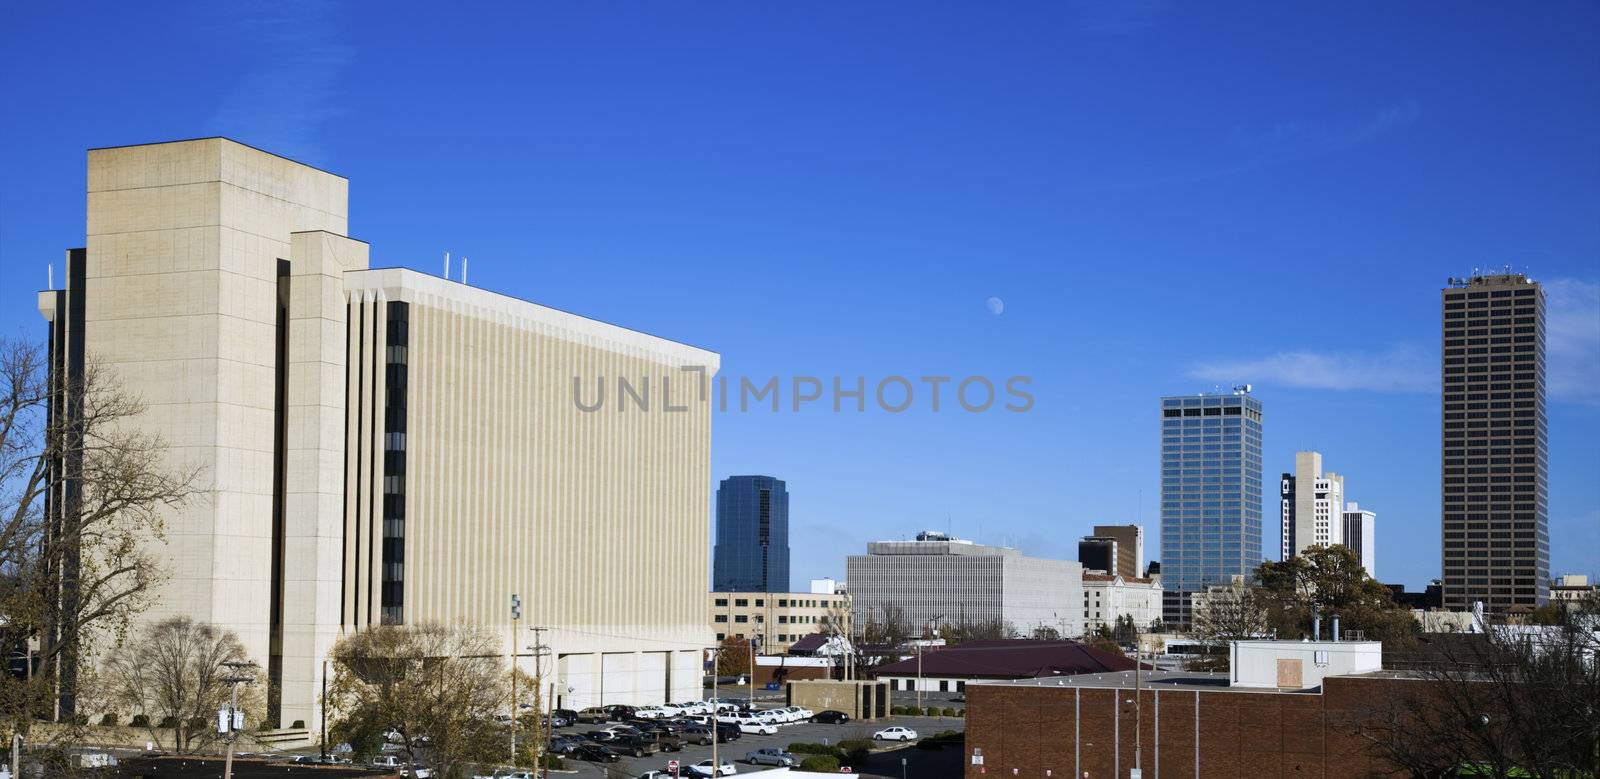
986 296 1005 316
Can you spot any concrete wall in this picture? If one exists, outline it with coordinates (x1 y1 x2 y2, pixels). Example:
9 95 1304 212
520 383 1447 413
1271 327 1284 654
1230 641 1382 690
341 269 717 711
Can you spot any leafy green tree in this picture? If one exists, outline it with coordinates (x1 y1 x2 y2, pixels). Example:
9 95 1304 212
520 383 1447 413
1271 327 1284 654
1254 545 1417 650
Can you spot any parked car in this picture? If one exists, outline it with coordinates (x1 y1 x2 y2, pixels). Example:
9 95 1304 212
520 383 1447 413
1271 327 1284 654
686 759 737 777
548 735 585 755
735 718 776 736
811 709 850 724
678 726 715 746
790 706 814 720
638 731 684 752
552 708 580 725
635 772 670 779
578 707 610 724
657 703 685 717
634 706 669 720
714 722 742 742
743 748 797 767
608 735 660 758
603 704 638 721
546 710 574 728
371 756 434 778
874 726 918 742
571 744 622 763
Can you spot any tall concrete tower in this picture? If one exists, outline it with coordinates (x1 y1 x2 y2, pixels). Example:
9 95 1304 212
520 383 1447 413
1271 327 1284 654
1441 273 1549 612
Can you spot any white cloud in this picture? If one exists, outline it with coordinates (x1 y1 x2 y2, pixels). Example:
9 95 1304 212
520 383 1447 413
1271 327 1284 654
1186 277 1599 405
1187 345 1436 393
1545 278 1600 406
205 0 353 164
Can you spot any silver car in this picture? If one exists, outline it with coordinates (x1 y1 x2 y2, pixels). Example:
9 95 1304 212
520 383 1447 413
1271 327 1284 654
743 748 797 767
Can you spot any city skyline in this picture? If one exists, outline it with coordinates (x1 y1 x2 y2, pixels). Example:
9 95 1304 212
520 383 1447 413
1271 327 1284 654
2 3 1598 594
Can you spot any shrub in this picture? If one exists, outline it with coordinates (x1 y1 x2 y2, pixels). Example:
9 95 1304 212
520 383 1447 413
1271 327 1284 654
787 743 837 755
799 755 840 773
291 720 306 729
157 716 178 729
837 739 874 753
131 714 151 728
539 753 565 770
956 708 966 717
99 713 119 726
941 707 957 717
890 705 905 715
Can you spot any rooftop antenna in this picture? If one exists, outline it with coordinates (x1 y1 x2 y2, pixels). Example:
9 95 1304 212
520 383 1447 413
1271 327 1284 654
48 263 53 289
444 251 451 280
462 256 469 285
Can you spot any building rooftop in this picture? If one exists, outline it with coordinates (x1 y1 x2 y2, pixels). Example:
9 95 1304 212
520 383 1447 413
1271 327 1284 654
978 669 1318 695
1083 573 1156 584
874 640 1142 680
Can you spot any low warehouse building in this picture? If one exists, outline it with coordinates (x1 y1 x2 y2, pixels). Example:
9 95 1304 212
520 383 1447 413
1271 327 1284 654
874 639 1140 694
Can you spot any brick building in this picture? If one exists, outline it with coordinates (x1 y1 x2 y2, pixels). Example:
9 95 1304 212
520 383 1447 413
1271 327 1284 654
965 670 1429 778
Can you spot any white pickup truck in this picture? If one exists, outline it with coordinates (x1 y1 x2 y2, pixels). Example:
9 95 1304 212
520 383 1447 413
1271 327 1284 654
371 755 435 778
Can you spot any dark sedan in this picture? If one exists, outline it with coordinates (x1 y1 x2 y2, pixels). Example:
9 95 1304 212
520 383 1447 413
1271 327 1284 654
811 710 850 724
571 744 621 763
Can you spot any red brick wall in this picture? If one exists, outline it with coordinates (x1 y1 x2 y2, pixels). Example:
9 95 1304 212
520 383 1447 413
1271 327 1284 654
966 677 1411 779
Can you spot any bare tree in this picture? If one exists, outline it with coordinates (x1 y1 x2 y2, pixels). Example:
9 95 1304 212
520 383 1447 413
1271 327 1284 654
0 339 199 735
104 617 260 753
327 622 510 779
1351 598 1600 778
1189 582 1270 671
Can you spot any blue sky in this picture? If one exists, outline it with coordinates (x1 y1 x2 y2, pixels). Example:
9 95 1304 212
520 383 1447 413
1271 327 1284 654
2 2 1596 591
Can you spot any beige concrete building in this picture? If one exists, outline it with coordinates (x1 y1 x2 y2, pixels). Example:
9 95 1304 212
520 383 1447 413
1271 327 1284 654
1280 451 1345 560
709 591 851 651
1080 572 1162 635
39 138 718 730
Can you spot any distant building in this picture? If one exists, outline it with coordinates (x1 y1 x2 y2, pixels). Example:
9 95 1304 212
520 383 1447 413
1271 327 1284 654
1441 273 1549 613
1077 536 1117 576
1550 574 1596 604
1091 525 1144 579
872 639 1138 693
1342 502 1377 575
713 475 790 592
1387 582 1443 611
1160 391 1264 627
1280 451 1345 560
709 591 851 652
1081 572 1162 634
810 578 843 595
846 536 1084 640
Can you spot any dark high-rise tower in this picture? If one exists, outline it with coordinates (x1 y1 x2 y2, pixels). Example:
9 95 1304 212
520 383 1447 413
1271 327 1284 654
713 475 790 592
1441 273 1549 612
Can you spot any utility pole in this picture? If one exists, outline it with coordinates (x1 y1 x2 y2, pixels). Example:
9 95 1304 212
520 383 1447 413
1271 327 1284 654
915 643 922 712
529 626 549 774
510 594 521 766
219 661 257 779
709 645 720 777
320 659 329 760
1134 643 1143 778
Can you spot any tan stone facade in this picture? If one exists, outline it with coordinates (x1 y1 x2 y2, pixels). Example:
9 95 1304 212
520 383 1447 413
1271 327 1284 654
42 138 718 730
708 591 851 651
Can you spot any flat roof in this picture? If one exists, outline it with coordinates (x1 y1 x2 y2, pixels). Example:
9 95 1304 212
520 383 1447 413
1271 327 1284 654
976 670 1319 695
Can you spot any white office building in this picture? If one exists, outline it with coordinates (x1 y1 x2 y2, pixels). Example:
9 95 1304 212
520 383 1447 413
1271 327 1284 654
1281 451 1345 559
1342 502 1377 576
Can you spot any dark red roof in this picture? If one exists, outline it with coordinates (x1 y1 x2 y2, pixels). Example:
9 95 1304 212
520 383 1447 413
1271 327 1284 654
872 640 1141 679
787 633 829 653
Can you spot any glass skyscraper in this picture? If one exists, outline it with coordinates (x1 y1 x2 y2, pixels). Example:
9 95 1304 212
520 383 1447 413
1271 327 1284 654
1159 391 1263 626
713 475 790 592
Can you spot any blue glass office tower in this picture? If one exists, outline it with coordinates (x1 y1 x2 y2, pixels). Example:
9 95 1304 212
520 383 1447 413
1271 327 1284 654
713 475 790 592
1159 392 1263 626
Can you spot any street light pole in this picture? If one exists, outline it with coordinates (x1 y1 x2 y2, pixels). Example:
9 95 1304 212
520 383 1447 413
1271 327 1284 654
529 626 549 774
915 643 922 713
510 594 522 766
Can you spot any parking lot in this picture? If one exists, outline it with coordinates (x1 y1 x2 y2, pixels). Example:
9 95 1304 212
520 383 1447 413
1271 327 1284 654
552 712 966 779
